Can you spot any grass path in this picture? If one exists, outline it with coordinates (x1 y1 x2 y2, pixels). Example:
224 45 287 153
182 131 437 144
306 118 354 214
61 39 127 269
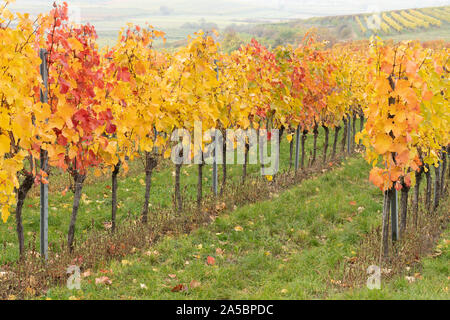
44 154 449 300
44 156 393 299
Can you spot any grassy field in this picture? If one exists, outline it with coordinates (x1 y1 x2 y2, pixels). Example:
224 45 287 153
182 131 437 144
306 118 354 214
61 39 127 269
40 155 449 300
0 124 346 264
1 117 448 299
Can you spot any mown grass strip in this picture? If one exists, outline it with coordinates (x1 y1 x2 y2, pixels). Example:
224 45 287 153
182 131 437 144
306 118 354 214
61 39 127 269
43 156 386 300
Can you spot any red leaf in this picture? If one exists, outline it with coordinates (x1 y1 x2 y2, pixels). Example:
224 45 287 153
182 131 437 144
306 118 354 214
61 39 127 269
171 284 187 292
106 122 117 134
59 78 70 94
404 175 411 187
206 256 215 265
57 134 68 146
117 67 131 82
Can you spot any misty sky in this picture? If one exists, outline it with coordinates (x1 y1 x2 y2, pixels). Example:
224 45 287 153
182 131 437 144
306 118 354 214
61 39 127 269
12 0 450 14
104 1 450 13
9 0 450 24
231 0 449 11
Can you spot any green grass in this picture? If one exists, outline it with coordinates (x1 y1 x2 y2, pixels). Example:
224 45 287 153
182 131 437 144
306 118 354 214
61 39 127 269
0 124 347 263
41 153 449 300
332 227 450 300
42 155 388 299
3 117 447 299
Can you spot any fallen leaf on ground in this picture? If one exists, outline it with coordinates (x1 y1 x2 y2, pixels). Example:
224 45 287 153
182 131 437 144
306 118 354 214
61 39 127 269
82 270 92 278
207 256 215 265
190 280 201 289
95 276 112 285
99 269 112 274
171 284 187 292
140 283 148 290
121 259 132 266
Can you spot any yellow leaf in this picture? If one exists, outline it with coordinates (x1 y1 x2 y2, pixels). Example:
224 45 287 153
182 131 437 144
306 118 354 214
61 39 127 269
286 134 293 143
121 259 132 266
67 38 84 52
94 169 102 177
0 135 10 155
373 134 391 155
1 206 11 223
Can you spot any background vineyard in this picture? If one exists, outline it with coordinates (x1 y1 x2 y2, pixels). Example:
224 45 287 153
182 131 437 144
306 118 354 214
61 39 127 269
220 6 450 51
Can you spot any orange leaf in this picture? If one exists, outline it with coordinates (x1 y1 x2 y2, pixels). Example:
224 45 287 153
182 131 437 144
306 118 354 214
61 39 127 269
369 168 385 190
395 150 410 166
422 90 433 101
375 78 391 95
390 167 403 182
405 60 418 76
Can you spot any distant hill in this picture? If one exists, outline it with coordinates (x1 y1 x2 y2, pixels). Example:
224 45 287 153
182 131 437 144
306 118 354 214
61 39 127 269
8 1 450 47
218 5 450 52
